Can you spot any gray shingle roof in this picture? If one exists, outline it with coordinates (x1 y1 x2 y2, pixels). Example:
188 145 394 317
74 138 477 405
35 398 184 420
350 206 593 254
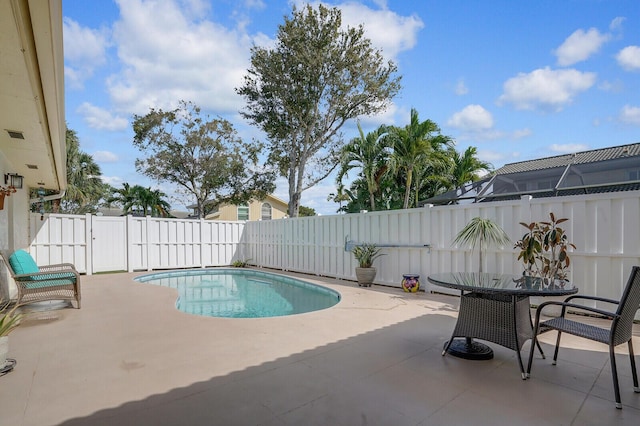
494 142 640 175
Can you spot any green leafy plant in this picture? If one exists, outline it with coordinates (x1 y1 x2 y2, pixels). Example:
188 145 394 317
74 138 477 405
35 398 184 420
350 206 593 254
453 217 510 273
0 303 21 337
351 244 385 268
514 212 576 284
231 259 252 268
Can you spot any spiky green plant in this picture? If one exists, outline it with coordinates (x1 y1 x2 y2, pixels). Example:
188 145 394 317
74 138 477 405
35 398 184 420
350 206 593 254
0 303 21 337
453 217 510 273
352 244 385 268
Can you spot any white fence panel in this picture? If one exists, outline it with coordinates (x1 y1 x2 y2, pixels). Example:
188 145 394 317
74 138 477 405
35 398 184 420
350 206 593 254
29 213 89 273
201 220 244 267
91 215 128 273
29 214 244 274
243 190 640 319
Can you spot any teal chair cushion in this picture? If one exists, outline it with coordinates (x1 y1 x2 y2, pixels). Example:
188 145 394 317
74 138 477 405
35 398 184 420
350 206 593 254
8 249 40 275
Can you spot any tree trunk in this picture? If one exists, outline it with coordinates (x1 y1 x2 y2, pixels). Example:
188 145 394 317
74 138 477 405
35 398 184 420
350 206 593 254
403 168 413 209
288 165 300 217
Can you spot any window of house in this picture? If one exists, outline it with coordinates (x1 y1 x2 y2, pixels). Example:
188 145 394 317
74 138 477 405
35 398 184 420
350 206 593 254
261 203 272 221
237 205 249 221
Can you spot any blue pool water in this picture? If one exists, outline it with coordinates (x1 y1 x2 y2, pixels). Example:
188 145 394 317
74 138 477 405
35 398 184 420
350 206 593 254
134 269 340 318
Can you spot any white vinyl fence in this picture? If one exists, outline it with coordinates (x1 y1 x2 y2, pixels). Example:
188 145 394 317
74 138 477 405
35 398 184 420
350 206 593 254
29 214 245 274
28 190 640 317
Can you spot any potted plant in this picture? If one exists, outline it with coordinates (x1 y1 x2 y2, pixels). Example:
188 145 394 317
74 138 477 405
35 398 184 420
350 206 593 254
453 217 510 273
514 212 576 289
0 303 21 369
351 243 384 287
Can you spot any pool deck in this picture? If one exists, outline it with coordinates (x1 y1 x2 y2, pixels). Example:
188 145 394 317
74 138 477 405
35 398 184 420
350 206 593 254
2 269 640 425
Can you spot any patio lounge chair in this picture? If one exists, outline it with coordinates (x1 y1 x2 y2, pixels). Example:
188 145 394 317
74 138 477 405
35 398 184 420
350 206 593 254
2 250 81 308
527 266 640 408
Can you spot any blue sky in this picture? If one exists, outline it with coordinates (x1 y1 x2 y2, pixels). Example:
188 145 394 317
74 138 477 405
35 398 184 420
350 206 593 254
62 0 640 215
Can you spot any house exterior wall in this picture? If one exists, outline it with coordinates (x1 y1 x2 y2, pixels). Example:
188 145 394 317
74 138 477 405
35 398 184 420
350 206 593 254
215 197 288 221
1 153 30 300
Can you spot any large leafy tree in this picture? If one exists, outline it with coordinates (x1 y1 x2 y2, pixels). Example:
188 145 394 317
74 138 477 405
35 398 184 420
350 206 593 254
387 108 453 209
336 123 390 211
132 101 276 219
237 4 401 217
108 183 172 217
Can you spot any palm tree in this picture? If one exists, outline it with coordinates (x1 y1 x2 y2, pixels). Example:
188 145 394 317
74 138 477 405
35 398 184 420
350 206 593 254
388 108 452 209
449 146 492 189
453 217 510 273
59 128 107 214
108 184 171 217
336 123 390 211
140 187 172 217
410 142 452 207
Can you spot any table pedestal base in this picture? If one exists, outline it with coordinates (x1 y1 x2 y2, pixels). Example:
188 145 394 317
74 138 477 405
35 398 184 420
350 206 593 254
444 338 493 360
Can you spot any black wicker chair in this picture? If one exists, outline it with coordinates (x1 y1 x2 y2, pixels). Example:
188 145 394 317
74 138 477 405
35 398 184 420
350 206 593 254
527 266 640 408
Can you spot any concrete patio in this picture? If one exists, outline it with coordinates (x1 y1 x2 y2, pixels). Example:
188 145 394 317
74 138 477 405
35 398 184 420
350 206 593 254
2 270 640 426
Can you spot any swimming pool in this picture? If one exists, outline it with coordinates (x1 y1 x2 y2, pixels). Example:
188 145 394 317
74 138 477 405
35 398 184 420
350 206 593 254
134 269 341 318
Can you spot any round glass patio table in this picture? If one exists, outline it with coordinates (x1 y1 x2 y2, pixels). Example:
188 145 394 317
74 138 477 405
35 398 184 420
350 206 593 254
427 272 578 378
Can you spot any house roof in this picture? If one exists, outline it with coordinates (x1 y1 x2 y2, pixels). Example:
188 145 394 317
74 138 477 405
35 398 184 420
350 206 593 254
421 142 640 206
494 142 640 175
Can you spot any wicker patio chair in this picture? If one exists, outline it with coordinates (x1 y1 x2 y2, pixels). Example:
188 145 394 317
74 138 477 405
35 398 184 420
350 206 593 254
2 250 81 308
527 266 640 408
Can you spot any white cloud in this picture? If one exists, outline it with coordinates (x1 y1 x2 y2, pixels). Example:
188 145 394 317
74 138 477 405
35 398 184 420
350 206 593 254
455 79 468 95
63 18 110 88
610 17 625 32
93 151 120 163
77 103 129 131
296 1 423 62
103 0 422 119
554 28 610 66
598 79 624 93
299 179 342 215
619 105 640 125
512 128 532 139
108 0 254 115
447 105 493 132
498 67 596 111
446 105 531 142
336 2 424 61
616 46 640 71
549 143 589 154
100 175 124 186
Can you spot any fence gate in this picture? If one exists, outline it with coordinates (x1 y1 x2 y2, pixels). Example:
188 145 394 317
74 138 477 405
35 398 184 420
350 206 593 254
91 215 127 273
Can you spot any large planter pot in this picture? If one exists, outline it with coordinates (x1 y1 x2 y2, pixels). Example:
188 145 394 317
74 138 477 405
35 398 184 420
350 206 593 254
355 267 377 287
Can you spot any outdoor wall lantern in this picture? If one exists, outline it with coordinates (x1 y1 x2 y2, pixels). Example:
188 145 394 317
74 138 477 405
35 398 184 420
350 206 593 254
0 173 24 210
4 173 24 189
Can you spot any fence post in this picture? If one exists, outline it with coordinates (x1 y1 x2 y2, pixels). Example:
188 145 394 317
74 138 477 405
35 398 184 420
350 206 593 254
520 195 533 225
85 213 93 275
126 215 134 272
200 218 206 268
146 216 152 271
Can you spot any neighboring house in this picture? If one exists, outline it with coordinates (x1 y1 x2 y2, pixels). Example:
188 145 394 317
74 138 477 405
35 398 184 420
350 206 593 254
422 143 640 205
189 194 289 221
95 207 191 219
